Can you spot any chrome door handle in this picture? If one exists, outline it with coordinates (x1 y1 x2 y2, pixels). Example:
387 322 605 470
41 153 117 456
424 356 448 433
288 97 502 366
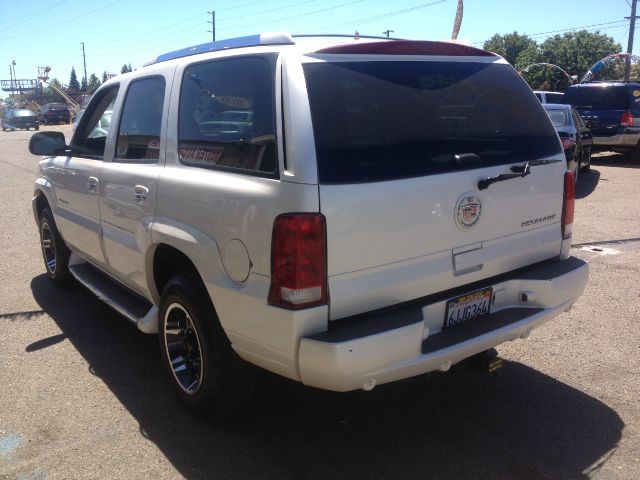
134 185 149 203
87 176 99 192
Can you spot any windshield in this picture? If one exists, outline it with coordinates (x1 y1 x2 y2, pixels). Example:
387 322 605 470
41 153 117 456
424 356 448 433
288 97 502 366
303 61 560 183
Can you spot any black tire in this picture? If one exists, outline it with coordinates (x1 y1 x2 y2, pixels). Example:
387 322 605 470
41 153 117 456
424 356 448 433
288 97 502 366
581 149 591 172
35 125 40 131
158 273 255 418
39 207 72 286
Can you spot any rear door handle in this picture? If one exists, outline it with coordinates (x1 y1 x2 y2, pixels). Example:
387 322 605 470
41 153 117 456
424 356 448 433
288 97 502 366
134 185 149 204
87 176 99 193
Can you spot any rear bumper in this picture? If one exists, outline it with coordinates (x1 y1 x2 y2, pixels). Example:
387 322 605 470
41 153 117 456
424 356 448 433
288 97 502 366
592 132 639 149
299 257 589 392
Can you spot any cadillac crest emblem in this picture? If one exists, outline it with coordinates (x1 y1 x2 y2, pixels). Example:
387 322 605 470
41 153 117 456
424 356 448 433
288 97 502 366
455 193 482 230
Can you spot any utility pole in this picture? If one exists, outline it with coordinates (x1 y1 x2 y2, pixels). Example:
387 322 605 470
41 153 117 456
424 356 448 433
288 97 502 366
11 60 16 95
625 0 638 81
9 64 14 96
207 11 216 42
382 29 394 38
81 42 88 91
451 0 463 40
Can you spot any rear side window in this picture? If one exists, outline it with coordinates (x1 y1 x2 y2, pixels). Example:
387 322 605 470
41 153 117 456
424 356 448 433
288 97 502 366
116 76 165 161
178 55 277 175
564 85 628 109
303 61 560 183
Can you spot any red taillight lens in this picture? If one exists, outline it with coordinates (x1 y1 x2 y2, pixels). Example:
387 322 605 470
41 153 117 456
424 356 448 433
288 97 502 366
562 171 575 239
268 213 327 309
560 137 573 150
621 111 634 127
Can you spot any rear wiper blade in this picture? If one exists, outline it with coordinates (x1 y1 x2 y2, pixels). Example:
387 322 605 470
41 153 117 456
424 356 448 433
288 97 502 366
478 162 531 191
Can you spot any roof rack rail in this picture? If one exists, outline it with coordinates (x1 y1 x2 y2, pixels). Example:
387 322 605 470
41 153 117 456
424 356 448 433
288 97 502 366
292 33 403 41
144 32 294 67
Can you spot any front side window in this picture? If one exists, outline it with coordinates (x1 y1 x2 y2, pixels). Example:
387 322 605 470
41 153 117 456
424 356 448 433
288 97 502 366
71 86 119 159
116 77 165 161
178 55 277 175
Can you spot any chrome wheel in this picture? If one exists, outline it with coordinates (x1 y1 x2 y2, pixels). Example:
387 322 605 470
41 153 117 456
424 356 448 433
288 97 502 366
41 220 56 275
163 303 203 395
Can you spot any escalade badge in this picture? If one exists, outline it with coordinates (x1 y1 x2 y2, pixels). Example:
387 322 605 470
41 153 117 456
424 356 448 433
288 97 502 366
455 193 482 230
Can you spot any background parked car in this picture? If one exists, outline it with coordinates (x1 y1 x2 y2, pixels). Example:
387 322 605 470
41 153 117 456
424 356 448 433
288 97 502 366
543 103 592 183
38 103 71 125
1 109 39 131
564 82 640 157
534 90 565 104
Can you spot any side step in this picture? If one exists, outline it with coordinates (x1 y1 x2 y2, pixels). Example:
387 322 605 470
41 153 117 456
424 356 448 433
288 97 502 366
69 263 159 334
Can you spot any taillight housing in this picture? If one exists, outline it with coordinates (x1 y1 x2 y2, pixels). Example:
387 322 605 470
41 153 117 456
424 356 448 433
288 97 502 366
268 213 327 309
560 137 573 150
621 111 634 127
562 171 575 239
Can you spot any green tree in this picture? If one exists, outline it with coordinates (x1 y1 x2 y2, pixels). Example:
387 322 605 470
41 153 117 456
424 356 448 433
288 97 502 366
102 71 108 83
120 63 133 74
87 73 101 94
539 31 621 81
483 32 537 66
44 78 64 101
69 67 80 90
81 76 88 92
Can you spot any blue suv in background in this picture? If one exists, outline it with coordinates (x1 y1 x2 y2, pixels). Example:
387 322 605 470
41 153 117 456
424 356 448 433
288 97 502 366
564 82 640 156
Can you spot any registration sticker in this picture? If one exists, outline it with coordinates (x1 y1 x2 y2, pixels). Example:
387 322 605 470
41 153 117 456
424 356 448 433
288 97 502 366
444 288 493 328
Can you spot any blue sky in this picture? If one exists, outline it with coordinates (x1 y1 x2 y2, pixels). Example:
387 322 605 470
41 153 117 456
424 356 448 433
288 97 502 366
0 0 637 85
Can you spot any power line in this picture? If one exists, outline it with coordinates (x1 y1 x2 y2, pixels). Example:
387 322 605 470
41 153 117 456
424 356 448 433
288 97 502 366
218 0 366 32
0 0 66 31
218 0 321 22
3 0 126 40
526 19 629 38
308 0 449 34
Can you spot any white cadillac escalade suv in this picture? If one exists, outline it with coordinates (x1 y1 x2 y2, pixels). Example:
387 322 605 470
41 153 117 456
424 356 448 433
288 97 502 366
29 33 589 417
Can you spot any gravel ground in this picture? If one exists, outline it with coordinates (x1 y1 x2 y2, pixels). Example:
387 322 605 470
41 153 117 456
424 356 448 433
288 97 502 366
0 126 638 480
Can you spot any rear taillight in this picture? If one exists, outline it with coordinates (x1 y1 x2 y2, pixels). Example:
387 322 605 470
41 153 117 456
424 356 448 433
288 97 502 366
560 137 573 150
562 171 575 239
621 111 634 127
268 213 327 309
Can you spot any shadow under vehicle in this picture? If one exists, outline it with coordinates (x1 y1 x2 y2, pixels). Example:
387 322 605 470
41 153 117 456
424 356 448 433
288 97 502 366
30 273 623 480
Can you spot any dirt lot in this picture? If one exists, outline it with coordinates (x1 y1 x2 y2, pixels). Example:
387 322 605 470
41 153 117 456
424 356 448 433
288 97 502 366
1 125 639 479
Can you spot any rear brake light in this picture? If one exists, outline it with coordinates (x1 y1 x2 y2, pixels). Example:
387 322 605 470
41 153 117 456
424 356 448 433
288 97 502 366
268 213 327 309
621 111 634 127
562 171 575 239
560 137 573 150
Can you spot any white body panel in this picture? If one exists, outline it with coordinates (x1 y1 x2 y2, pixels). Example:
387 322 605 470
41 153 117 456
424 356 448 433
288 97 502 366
32 36 589 393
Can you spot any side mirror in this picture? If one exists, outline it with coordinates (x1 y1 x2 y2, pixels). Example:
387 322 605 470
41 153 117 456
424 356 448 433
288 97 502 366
29 131 68 156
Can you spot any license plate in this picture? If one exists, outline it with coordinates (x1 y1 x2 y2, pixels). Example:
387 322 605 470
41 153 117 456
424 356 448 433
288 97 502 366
444 287 493 328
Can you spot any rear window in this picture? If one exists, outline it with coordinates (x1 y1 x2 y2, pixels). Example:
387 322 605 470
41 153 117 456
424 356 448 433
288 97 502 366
545 108 570 127
544 92 565 104
303 61 560 183
14 110 35 117
564 85 628 109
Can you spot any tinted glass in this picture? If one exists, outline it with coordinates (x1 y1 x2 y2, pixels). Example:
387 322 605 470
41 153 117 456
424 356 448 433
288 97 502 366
545 108 570 127
178 55 277 174
116 77 165 161
545 92 565 104
71 86 119 159
304 61 560 183
564 85 628 109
